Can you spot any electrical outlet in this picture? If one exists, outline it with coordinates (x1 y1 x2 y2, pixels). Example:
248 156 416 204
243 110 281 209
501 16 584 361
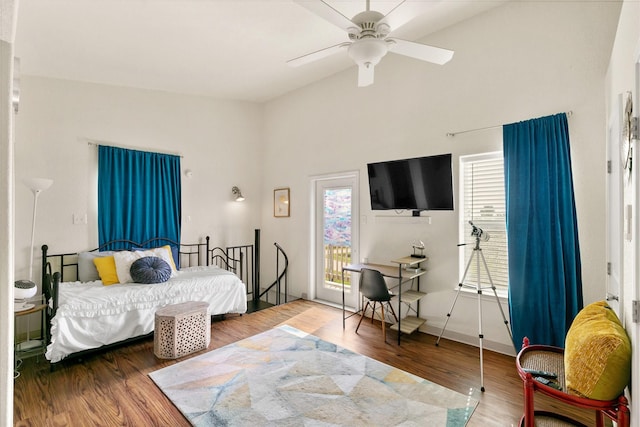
73 213 87 225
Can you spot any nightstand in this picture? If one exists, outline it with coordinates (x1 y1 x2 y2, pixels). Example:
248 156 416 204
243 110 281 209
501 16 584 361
14 297 47 378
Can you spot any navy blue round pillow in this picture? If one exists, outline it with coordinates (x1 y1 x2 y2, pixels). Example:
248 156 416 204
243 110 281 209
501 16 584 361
130 256 172 284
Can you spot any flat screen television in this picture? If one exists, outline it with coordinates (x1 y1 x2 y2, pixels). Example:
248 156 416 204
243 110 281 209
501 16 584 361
367 153 454 211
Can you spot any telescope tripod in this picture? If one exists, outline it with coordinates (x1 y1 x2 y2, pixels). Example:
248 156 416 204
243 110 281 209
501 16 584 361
435 235 513 392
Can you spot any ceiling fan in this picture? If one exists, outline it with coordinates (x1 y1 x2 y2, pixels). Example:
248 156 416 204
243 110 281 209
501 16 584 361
287 0 454 87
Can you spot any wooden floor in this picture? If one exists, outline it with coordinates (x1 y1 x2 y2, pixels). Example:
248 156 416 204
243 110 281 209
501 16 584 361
14 299 601 426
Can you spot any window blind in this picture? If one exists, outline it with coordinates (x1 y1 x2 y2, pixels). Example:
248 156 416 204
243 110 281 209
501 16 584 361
460 154 508 291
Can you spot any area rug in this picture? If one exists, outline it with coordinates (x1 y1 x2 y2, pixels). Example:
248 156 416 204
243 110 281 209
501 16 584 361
149 325 478 426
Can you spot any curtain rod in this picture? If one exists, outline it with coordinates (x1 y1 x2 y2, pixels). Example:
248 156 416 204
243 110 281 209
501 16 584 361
86 140 183 158
446 111 573 137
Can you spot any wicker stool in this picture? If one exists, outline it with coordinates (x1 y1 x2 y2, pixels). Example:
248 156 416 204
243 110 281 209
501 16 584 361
154 301 211 359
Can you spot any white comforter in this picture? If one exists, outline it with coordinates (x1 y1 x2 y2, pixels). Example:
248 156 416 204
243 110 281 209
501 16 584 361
46 265 247 363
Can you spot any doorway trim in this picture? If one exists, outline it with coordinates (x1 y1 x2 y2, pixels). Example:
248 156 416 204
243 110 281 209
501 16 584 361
308 170 359 308
631 45 640 426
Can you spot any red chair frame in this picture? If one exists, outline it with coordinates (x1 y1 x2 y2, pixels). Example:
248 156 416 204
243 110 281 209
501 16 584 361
516 337 629 427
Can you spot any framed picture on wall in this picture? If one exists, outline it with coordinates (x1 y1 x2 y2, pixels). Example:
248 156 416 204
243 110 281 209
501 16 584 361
274 188 290 217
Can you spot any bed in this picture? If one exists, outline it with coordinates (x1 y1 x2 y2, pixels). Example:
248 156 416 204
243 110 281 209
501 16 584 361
41 234 258 364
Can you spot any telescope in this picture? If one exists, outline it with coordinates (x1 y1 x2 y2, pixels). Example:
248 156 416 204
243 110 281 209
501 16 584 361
469 221 490 242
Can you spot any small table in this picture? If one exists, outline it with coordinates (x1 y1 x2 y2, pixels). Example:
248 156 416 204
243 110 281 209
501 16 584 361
14 299 47 378
154 301 211 359
342 257 428 344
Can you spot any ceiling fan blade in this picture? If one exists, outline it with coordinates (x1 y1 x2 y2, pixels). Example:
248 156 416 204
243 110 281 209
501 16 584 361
293 0 356 32
387 38 454 65
287 42 350 67
358 63 375 87
378 1 436 32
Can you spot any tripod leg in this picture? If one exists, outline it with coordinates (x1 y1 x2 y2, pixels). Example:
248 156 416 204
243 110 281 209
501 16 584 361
436 249 475 346
476 251 485 392
478 250 514 346
478 301 485 391
435 284 463 346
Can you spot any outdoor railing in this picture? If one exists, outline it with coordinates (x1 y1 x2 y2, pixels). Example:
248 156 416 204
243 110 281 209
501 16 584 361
324 244 351 285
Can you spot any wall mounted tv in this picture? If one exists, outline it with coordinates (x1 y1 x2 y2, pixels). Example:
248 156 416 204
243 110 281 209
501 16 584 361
367 153 454 211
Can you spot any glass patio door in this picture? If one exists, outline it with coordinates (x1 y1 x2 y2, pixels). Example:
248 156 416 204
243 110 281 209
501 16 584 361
314 174 358 309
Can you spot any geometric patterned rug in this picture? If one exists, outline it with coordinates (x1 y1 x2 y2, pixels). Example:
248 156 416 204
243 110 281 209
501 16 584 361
149 325 478 426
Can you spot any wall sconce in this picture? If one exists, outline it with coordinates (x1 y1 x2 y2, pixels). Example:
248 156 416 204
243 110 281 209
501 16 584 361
232 186 245 202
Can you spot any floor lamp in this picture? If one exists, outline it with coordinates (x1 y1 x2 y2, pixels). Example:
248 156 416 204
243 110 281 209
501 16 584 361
14 178 52 349
24 177 53 281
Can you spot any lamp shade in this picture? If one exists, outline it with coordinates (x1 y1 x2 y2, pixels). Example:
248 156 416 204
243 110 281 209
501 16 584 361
23 177 53 193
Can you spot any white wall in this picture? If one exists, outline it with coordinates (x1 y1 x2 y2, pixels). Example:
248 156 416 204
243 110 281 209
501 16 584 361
13 77 265 283
262 1 621 354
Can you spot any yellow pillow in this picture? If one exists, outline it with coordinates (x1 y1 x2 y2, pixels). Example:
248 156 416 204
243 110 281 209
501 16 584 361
93 255 120 286
564 301 631 400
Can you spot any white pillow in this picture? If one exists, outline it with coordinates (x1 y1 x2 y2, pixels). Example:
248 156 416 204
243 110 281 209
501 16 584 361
113 247 176 284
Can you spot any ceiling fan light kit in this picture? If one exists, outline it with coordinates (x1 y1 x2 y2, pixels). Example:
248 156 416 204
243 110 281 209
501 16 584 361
290 0 454 87
347 39 388 64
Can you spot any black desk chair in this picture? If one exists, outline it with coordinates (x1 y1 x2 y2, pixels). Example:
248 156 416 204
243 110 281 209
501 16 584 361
355 268 398 342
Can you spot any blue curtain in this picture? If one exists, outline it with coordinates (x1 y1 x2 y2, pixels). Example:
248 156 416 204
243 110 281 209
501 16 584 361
503 113 583 348
98 146 181 250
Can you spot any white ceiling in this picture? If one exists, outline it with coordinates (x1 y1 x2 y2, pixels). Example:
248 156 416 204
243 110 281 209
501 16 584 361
14 0 508 102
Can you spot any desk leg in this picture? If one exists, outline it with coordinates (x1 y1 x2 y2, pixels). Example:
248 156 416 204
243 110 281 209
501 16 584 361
397 264 402 345
342 268 345 330
416 277 420 317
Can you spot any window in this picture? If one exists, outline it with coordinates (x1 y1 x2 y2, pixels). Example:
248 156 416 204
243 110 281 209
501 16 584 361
459 152 508 293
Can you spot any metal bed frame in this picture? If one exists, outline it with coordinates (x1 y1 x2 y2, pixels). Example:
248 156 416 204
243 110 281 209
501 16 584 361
40 231 259 364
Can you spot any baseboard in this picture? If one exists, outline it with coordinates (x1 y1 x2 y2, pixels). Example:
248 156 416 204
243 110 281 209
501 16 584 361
421 324 517 356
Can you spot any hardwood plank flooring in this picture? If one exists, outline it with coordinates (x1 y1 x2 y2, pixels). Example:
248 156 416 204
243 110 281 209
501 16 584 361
14 300 602 426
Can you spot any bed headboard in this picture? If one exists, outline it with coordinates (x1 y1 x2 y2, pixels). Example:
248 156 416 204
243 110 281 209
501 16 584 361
41 237 209 285
41 231 260 311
